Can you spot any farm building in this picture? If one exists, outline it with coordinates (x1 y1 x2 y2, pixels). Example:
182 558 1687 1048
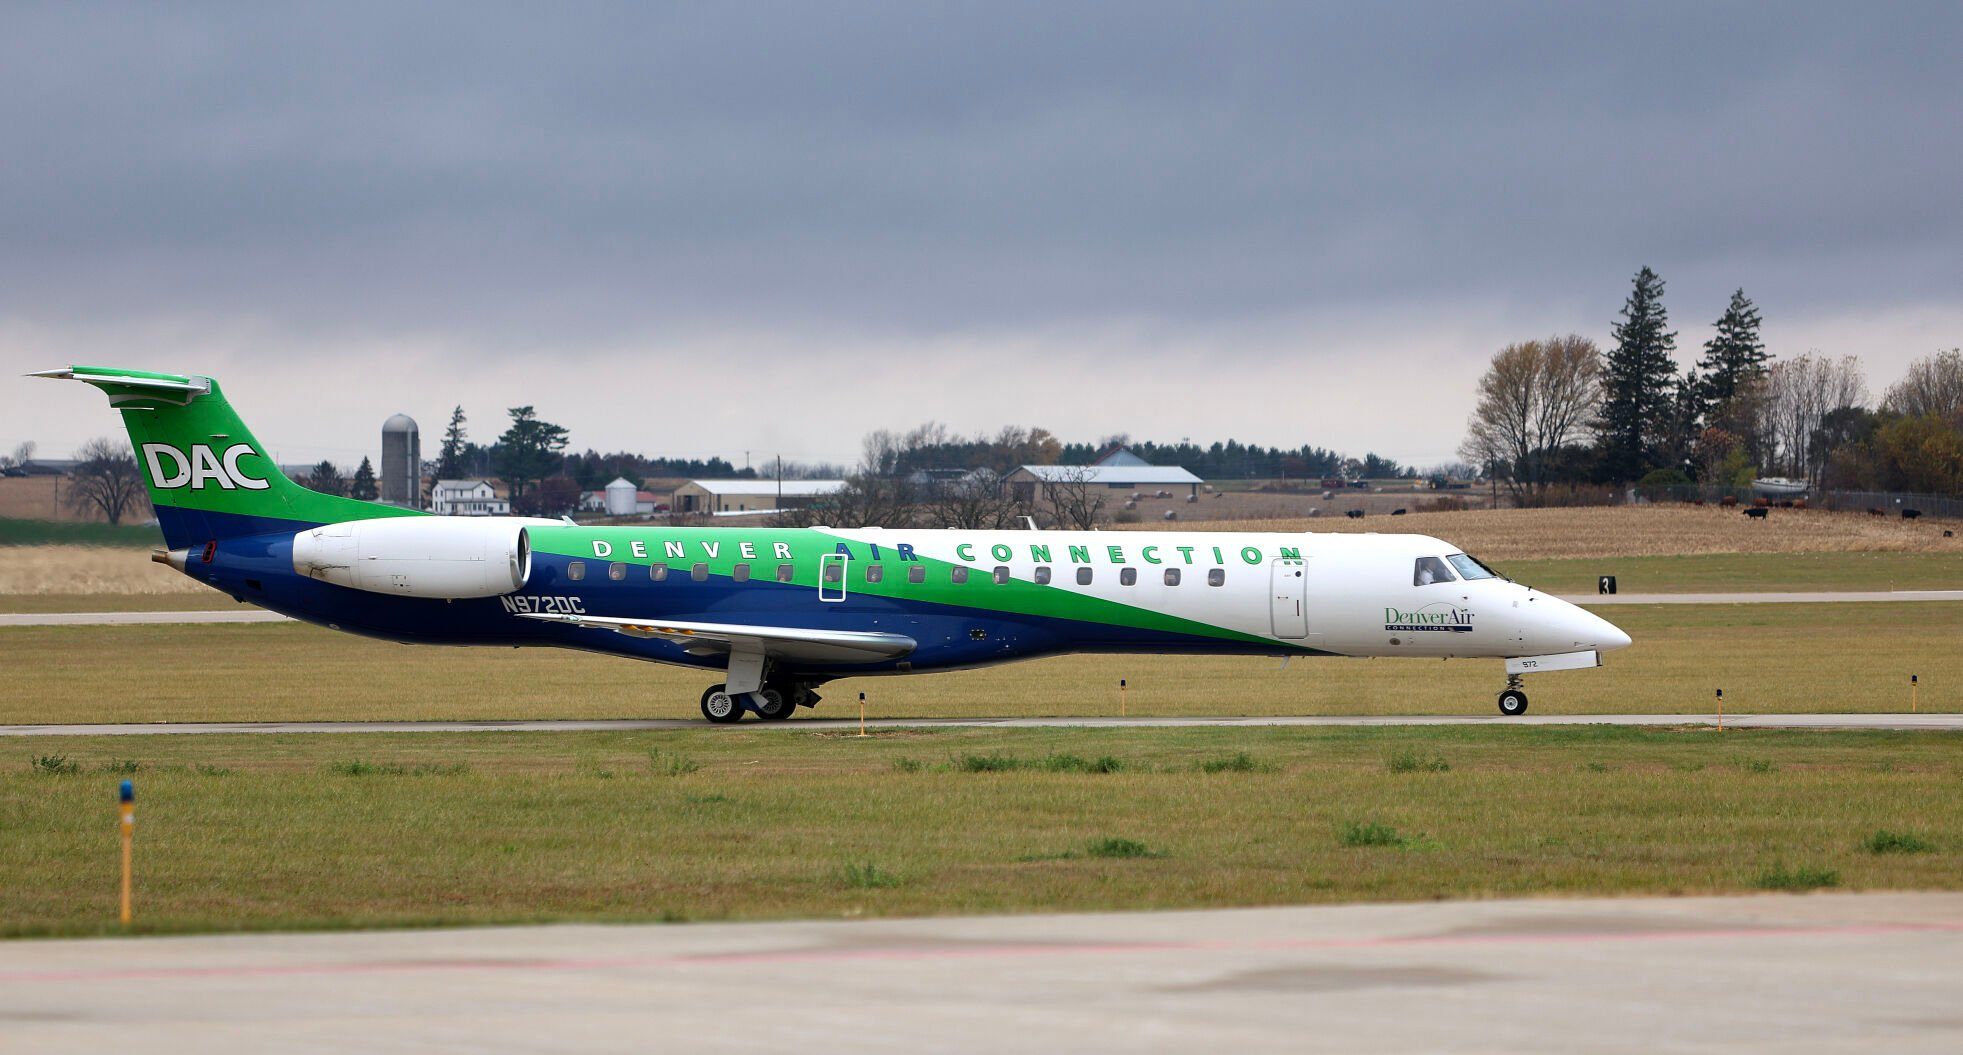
1003 447 1202 505
672 479 846 515
429 479 509 516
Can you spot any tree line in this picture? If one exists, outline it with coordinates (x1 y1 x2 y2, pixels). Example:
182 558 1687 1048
1461 267 1963 504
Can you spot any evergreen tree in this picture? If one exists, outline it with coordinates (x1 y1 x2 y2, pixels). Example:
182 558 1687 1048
349 456 379 500
495 406 570 511
1597 266 1679 481
1696 288 1768 407
435 405 469 479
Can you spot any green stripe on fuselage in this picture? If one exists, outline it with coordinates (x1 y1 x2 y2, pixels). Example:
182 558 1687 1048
524 526 1282 647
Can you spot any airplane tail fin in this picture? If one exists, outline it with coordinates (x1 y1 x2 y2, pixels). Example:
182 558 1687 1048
30 366 422 548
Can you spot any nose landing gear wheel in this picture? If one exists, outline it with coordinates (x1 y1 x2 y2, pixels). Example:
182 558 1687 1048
754 687 794 720
701 684 744 724
1497 688 1529 716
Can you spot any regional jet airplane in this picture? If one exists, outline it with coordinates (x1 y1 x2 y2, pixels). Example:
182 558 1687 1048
35 367 1630 722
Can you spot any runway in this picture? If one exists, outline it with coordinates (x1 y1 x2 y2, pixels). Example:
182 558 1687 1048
3 712 1958 737
3 588 1960 627
4 892 1959 1052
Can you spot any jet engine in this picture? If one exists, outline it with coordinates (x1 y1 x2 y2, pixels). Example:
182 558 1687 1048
291 516 557 599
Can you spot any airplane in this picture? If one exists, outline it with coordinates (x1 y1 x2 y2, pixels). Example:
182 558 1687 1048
33 366 1632 722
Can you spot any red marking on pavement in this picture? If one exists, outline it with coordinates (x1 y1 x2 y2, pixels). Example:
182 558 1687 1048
3 921 1958 985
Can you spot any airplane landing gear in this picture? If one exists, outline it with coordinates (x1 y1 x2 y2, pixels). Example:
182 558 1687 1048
700 684 743 724
754 687 794 721
1496 674 1529 717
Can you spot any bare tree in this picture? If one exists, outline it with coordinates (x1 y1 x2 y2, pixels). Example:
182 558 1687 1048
1883 348 1963 425
922 469 1019 529
64 437 148 525
0 440 35 472
1763 354 1868 481
1458 335 1603 505
1041 465 1107 530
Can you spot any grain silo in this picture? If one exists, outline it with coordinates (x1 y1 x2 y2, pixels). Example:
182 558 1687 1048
381 413 421 507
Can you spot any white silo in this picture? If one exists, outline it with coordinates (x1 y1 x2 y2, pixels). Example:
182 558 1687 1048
381 413 421 507
604 477 638 517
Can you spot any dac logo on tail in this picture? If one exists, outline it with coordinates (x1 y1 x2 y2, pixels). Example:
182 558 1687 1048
141 443 270 491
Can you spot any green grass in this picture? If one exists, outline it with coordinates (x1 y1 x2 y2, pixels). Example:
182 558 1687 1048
1755 864 1840 891
2 601 1955 724
0 518 162 548
1862 829 1936 854
3 725 1959 938
1339 820 1407 847
1496 552 1963 595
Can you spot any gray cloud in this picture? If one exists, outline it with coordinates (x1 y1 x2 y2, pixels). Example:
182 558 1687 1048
3 3 1959 464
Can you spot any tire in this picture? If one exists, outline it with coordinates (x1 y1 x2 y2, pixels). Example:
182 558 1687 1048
755 687 794 721
700 684 744 724
1497 689 1529 717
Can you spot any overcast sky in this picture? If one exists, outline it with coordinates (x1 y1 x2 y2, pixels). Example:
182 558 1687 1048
3 3 1959 469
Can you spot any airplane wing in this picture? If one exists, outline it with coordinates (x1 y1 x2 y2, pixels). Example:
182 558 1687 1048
514 612 916 665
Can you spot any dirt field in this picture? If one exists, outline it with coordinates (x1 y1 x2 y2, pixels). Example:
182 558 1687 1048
1120 505 1962 561
0 476 151 523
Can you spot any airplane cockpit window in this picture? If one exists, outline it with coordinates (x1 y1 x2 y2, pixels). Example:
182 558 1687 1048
1446 553 1501 580
1413 556 1456 586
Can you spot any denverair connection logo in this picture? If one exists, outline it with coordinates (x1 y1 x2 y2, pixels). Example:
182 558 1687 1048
1384 601 1476 633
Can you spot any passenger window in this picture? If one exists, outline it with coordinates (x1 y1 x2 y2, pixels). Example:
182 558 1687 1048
1413 556 1457 587
650 563 669 582
1207 568 1225 587
907 565 926 584
691 563 709 582
1164 568 1180 586
1033 566 1051 585
568 560 585 581
992 566 1011 584
732 563 751 583
865 564 884 583
1119 567 1137 586
776 563 795 582
823 563 844 584
608 562 626 581
951 566 969 584
1076 567 1093 586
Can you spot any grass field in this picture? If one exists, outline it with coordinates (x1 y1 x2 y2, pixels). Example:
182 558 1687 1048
1496 552 1963 594
3 725 1957 938
0 517 162 548
1126 505 1960 559
2 602 1954 724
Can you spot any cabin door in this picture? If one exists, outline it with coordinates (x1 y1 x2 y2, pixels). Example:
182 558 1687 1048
819 553 849 603
1269 558 1308 639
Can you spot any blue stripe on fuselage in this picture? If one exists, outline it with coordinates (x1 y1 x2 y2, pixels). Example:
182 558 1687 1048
187 525 1331 679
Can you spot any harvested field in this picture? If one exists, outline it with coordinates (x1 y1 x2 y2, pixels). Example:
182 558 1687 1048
0 545 215 596
1119 505 1963 561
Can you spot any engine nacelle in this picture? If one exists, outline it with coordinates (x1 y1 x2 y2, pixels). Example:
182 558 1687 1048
292 516 555 599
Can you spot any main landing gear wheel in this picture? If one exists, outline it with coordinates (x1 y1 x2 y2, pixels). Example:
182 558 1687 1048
700 684 744 724
1496 680 1529 717
754 687 795 721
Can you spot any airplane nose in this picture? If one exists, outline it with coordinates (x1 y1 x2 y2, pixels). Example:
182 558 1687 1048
1594 613 1633 651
